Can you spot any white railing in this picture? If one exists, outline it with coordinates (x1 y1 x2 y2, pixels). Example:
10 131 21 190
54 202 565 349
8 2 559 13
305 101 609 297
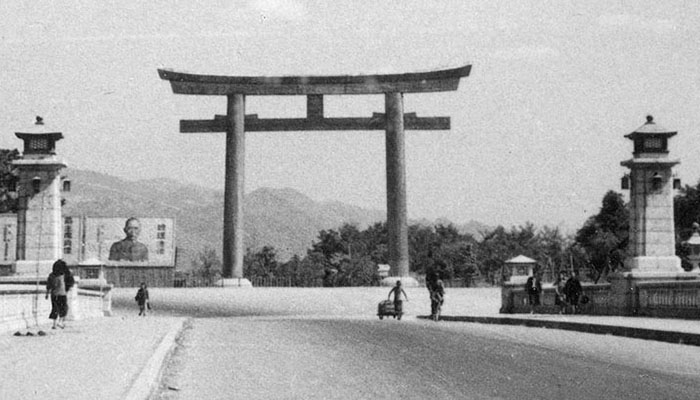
0 284 110 333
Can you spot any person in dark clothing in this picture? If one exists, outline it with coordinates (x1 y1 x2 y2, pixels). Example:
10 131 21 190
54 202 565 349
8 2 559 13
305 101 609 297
563 271 583 314
388 280 408 320
425 267 439 318
525 272 542 313
553 271 569 314
135 282 150 316
45 259 75 329
430 279 445 321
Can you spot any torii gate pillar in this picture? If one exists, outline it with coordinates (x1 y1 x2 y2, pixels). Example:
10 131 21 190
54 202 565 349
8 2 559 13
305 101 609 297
385 93 409 279
158 66 471 288
223 94 247 285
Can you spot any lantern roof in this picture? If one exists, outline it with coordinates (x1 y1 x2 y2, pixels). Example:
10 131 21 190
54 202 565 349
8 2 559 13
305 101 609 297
625 115 677 139
505 255 537 264
15 116 63 141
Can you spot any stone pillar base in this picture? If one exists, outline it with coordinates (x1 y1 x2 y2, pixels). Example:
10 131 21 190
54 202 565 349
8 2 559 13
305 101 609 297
380 276 420 287
623 270 699 281
624 256 682 272
67 279 81 321
622 255 700 281
216 278 252 288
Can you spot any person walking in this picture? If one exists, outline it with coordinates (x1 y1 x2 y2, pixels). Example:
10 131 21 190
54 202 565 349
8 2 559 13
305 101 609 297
135 282 150 316
430 279 445 321
563 271 583 314
553 271 568 314
425 267 439 319
525 271 542 314
45 260 74 329
388 280 408 320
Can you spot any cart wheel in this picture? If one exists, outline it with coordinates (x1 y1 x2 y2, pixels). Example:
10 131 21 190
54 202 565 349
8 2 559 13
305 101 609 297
379 315 383 320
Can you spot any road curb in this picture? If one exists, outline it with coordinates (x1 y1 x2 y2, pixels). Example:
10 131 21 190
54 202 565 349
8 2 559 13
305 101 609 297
124 318 187 400
420 315 700 347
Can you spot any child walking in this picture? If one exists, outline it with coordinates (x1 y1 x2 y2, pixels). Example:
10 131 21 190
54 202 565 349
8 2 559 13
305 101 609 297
135 282 150 316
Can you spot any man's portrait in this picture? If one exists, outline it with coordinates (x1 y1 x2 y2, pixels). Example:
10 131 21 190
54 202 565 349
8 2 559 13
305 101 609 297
108 217 149 262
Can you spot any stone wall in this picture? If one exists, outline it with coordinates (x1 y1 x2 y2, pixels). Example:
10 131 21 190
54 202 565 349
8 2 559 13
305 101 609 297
72 265 174 288
501 276 700 319
0 283 111 334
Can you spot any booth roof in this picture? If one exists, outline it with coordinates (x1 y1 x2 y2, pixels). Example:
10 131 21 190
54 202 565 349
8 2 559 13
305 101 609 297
505 255 537 264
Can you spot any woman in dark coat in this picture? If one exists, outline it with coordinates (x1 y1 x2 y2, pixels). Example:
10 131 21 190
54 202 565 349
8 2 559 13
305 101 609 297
45 259 74 329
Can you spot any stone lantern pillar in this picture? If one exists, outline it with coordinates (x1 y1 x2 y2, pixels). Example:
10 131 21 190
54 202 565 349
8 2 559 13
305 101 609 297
620 115 682 277
12 116 67 277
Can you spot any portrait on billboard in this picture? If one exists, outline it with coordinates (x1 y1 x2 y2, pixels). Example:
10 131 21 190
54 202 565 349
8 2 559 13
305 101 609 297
62 216 176 266
108 217 149 262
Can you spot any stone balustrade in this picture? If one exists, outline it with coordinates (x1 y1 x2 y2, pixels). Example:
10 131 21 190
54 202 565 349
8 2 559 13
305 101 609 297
501 277 700 319
0 282 111 333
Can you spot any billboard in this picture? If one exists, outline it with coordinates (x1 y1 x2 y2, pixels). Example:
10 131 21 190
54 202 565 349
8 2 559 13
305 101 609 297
63 216 175 266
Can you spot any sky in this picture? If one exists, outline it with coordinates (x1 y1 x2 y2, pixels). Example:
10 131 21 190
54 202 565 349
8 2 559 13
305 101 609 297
1 0 700 233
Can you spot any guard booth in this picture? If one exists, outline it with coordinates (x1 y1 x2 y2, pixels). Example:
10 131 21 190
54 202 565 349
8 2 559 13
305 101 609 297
503 255 537 285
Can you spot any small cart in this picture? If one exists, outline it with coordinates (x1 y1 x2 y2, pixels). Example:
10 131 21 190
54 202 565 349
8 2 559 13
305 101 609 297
377 300 402 320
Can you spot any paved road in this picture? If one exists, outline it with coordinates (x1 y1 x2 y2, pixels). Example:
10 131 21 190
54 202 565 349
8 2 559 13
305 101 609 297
151 316 700 400
107 288 700 399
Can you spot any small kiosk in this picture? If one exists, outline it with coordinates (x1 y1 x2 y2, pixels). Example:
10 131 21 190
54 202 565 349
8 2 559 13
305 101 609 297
503 255 537 285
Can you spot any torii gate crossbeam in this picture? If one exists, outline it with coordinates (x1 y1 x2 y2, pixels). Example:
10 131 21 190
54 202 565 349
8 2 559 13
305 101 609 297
159 66 471 285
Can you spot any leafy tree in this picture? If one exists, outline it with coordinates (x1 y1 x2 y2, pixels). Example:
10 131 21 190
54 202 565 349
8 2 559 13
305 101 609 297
310 229 346 261
675 180 700 239
335 255 380 286
244 246 279 278
574 190 629 278
435 224 461 244
477 226 522 284
408 224 437 275
278 254 324 286
475 222 572 284
0 149 19 213
363 222 388 265
439 241 478 282
191 246 222 285
673 180 700 270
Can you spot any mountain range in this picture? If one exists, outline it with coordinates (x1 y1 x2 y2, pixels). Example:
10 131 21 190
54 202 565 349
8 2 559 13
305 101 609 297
62 169 489 269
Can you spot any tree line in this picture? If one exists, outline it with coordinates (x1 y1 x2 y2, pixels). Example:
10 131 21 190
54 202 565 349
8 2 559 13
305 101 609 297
191 181 700 286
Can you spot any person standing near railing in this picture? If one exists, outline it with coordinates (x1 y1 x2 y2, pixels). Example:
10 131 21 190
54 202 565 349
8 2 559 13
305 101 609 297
45 260 74 329
525 271 542 314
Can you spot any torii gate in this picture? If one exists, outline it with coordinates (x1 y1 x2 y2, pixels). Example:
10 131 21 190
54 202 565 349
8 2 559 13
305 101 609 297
158 65 471 286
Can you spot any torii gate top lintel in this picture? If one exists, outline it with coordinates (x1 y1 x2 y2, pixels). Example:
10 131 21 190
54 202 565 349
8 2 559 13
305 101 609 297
157 65 471 96
159 65 471 132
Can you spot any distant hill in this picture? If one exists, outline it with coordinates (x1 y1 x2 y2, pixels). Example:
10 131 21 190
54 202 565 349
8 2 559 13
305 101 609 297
62 169 386 269
61 169 492 269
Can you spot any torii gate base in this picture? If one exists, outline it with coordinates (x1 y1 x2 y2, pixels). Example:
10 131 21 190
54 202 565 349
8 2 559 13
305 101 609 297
381 276 418 288
216 278 252 288
159 66 470 288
